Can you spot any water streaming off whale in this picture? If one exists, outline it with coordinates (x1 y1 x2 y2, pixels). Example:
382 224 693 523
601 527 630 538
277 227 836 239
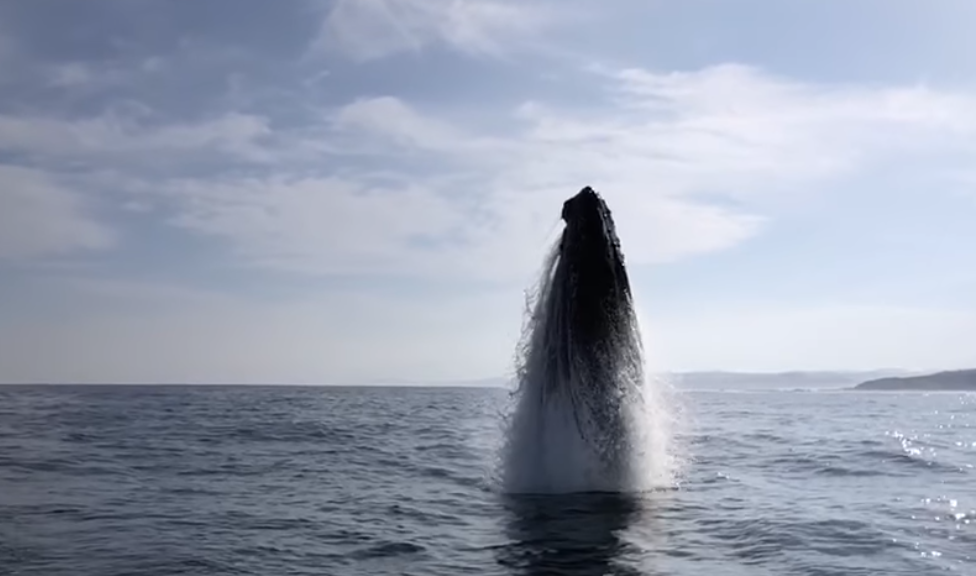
498 187 682 494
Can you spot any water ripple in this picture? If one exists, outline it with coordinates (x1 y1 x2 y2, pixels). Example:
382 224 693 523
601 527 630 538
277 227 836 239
1 386 975 575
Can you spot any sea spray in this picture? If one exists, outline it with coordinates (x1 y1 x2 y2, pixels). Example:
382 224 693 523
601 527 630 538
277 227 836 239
497 188 683 494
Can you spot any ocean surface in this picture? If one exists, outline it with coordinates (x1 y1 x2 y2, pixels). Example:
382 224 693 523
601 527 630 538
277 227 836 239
1 384 974 575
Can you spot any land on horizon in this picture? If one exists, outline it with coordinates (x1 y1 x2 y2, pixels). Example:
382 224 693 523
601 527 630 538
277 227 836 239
853 369 976 391
4 369 962 390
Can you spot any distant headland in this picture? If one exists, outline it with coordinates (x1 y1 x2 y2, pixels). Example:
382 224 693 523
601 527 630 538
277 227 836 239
853 369 976 391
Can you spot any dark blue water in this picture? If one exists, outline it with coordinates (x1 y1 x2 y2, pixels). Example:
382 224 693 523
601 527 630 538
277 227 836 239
1 385 974 575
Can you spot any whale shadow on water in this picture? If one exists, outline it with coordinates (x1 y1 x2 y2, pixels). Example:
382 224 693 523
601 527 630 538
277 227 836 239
498 185 680 495
494 492 651 576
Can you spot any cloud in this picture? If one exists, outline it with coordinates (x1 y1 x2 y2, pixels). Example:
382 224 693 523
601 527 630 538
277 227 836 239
0 166 114 260
164 175 466 277
333 96 494 154
3 4 976 384
527 64 976 200
5 63 976 284
0 111 276 166
310 0 559 61
309 64 976 272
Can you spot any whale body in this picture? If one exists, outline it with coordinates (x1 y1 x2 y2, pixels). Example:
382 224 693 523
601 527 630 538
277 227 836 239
500 186 649 493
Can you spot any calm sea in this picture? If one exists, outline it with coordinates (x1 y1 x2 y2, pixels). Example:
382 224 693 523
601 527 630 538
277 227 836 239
1 385 973 575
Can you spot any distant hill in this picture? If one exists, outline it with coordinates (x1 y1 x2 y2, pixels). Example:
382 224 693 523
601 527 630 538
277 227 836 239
665 370 914 390
854 369 976 391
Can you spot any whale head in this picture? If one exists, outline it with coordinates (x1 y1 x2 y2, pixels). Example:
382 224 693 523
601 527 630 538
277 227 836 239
557 186 633 350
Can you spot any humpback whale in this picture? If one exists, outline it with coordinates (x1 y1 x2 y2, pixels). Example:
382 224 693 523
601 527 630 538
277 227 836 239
500 186 668 494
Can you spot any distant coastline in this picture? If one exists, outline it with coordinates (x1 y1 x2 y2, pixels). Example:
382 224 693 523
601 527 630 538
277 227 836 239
7 369 974 391
853 369 976 391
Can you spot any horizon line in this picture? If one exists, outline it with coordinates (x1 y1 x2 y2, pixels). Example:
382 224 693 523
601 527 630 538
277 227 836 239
1 367 970 388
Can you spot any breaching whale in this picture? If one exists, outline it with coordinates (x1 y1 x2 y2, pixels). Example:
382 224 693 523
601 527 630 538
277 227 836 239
500 186 654 494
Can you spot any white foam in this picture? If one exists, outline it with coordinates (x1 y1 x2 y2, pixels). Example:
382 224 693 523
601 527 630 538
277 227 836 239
495 240 685 494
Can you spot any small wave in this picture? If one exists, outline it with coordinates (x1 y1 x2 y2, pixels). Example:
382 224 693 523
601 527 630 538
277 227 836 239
815 466 885 478
860 449 967 475
349 541 427 560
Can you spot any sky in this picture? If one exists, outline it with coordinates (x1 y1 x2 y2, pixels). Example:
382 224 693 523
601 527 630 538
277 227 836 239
1 0 975 384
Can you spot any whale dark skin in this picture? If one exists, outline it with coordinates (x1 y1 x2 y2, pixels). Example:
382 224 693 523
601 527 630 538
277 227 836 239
537 186 641 449
558 186 634 356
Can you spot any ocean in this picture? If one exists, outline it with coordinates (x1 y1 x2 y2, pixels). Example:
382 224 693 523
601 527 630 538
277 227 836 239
0 384 973 575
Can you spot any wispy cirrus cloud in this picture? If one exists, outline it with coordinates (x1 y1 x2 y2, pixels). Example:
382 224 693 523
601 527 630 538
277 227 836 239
0 111 275 165
331 96 502 155
310 0 562 61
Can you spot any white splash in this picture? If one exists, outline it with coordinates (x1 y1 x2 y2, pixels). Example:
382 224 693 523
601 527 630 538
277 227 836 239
496 240 685 494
